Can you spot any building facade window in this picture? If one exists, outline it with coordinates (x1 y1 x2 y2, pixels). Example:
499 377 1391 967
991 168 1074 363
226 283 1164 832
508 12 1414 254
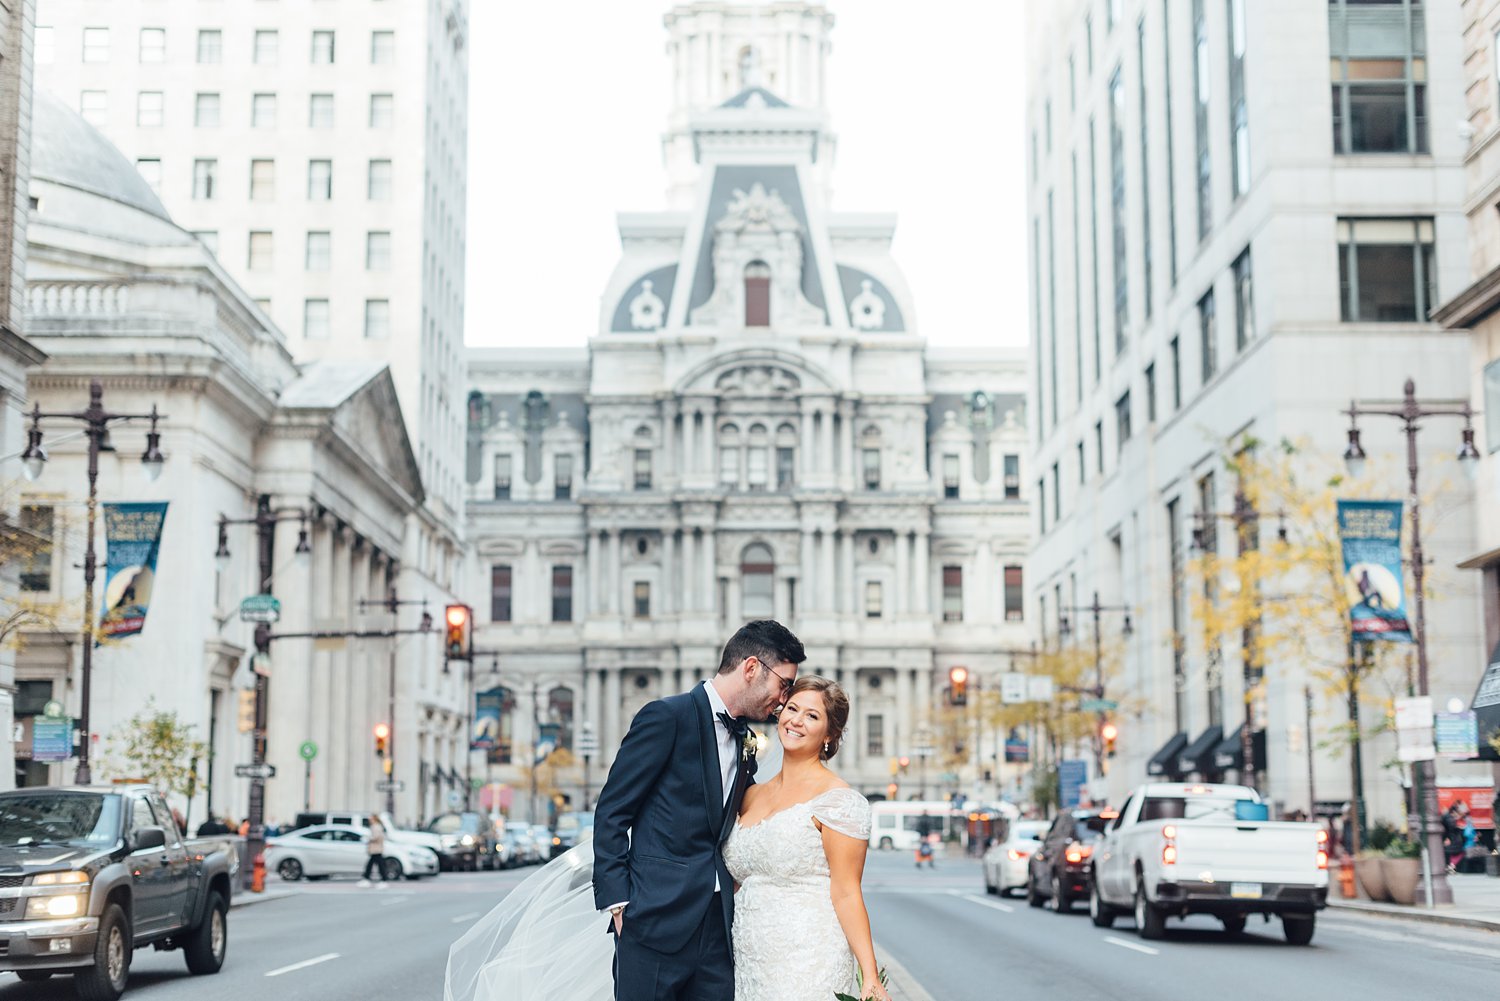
247 231 273 271
1483 358 1500 453
252 93 276 128
494 454 512 499
1330 0 1428 154
1078 440 1086 484
1228 0 1250 197
1233 246 1254 350
633 582 651 619
248 159 274 200
491 565 512 622
1005 565 1025 621
254 29 279 65
862 448 881 490
308 159 332 200
1169 336 1182 409
137 91 163 127
1338 217 1434 322
305 231 331 270
140 27 166 63
192 158 217 199
1095 421 1105 473
776 446 795 491
303 298 329 339
136 158 162 193
1163 0 1179 282
1004 453 1020 498
554 454 573 500
1145 362 1158 422
745 261 771 326
746 425 769 491
18 505 54 592
1115 391 1132 450
363 299 389 339
194 92 220 128
942 566 963 622
634 449 652 490
865 581 882 619
742 544 775 619
1166 497 1187 730
371 30 395 64
82 27 109 63
1138 19 1153 318
943 454 960 498
866 715 884 757
551 566 573 622
309 93 334 128
1052 461 1061 521
1089 117 1103 382
1192 0 1212 240
369 93 394 128
366 231 391 270
1038 478 1047 533
79 91 106 127
1109 68 1128 350
368 159 392 200
1198 288 1217 382
311 30 336 65
195 28 220 64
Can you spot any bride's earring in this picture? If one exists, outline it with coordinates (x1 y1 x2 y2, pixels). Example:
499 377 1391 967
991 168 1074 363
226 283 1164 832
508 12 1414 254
823 741 830 756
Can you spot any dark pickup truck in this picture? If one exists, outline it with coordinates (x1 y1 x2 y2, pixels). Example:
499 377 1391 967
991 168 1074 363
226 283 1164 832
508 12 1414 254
0 785 234 1000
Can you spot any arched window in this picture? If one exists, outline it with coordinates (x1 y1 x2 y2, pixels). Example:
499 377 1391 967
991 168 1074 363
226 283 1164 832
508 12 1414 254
719 423 742 488
776 423 798 490
747 423 769 491
745 261 771 327
741 543 775 619
546 686 574 753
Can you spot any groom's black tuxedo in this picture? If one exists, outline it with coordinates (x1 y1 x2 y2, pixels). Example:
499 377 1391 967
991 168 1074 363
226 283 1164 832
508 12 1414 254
593 685 752 1000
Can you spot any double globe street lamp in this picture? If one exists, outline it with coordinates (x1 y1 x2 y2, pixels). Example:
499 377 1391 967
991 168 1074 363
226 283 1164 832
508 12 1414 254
19 378 166 785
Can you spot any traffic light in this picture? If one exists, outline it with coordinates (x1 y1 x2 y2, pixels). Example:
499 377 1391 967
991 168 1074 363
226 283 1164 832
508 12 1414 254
373 722 390 759
898 756 910 774
444 604 472 661
237 690 256 733
948 666 968 706
887 782 899 800
1101 720 1119 758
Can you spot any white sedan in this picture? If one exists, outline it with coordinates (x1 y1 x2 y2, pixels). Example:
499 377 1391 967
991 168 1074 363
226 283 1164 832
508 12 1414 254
982 820 1049 897
267 823 440 882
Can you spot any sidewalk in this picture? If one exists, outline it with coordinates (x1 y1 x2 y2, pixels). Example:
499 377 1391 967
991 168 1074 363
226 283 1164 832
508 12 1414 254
1328 872 1500 932
230 887 297 909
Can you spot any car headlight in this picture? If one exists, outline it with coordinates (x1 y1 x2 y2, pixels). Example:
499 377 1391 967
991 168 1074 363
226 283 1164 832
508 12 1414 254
26 893 87 919
441 835 459 849
32 872 89 886
460 835 475 847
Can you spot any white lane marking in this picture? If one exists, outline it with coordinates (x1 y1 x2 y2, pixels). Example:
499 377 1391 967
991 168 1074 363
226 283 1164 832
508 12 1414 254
450 912 481 924
380 894 410 907
265 953 340 978
946 889 1016 914
1105 936 1160 956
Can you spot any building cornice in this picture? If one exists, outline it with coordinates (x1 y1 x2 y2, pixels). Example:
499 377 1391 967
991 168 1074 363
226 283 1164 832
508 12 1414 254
1432 262 1500 329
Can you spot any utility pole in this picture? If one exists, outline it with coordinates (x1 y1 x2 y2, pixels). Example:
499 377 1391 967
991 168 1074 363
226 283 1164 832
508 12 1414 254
1058 592 1132 779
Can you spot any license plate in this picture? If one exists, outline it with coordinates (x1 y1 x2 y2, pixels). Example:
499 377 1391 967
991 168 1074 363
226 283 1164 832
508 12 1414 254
1230 882 1263 900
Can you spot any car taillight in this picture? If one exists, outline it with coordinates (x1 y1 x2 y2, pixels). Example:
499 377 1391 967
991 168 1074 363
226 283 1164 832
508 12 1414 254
1162 824 1177 866
1316 828 1329 869
1007 849 1029 861
1065 845 1092 864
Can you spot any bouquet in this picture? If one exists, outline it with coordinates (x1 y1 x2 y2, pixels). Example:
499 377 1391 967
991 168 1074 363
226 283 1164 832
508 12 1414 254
835 967 890 1001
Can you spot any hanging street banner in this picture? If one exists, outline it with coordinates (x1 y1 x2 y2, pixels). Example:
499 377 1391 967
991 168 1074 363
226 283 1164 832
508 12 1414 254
472 689 504 751
98 503 169 642
1336 500 1412 643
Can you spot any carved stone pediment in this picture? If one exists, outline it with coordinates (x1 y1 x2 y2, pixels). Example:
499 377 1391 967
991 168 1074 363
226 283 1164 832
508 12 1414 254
690 183 824 328
716 364 801 397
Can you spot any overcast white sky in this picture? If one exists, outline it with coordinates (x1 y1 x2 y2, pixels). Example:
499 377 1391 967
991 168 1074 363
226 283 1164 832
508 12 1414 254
464 1 1029 351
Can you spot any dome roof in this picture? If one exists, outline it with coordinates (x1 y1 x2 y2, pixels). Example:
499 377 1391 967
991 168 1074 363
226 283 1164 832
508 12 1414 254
31 90 173 224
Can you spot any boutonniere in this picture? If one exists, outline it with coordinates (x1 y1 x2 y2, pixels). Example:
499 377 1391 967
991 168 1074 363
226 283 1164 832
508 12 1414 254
743 728 767 760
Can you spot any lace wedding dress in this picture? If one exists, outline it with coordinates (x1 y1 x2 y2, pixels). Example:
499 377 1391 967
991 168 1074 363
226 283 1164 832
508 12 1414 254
724 787 873 1001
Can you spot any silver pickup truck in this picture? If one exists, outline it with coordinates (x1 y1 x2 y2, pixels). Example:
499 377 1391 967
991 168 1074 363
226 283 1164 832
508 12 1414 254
0 785 235 1000
1089 782 1329 944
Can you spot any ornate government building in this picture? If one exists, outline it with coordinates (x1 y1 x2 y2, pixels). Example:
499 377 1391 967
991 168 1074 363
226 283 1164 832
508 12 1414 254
464 2 1030 813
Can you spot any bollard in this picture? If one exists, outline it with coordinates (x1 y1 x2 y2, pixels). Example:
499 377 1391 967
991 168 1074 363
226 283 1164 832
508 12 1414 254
251 852 266 894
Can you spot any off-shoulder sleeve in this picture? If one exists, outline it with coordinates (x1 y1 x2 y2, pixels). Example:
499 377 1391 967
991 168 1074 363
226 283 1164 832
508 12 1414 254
812 787 871 840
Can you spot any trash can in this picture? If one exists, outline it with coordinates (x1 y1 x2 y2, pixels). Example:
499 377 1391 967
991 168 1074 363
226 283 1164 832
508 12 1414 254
1486 853 1500 878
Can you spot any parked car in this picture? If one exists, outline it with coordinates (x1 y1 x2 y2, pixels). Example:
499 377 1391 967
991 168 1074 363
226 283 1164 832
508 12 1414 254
1089 783 1329 944
497 826 531 867
0 785 233 1000
504 822 542 864
532 824 558 860
290 811 445 873
424 812 497 871
267 823 438 882
553 811 594 855
1026 808 1115 912
981 820 1048 897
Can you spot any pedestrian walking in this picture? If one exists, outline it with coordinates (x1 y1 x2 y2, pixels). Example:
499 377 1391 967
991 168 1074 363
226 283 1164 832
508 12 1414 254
360 814 388 888
196 815 229 836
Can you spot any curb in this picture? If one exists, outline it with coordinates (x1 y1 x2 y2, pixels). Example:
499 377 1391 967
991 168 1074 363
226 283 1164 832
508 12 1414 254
230 889 298 909
875 942 936 1001
1327 899 1500 934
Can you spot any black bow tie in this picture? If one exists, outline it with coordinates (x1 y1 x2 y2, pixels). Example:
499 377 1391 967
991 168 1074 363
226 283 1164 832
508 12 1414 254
716 712 750 739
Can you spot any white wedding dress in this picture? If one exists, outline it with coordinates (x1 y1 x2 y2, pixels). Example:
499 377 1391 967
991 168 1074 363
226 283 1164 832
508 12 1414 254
723 787 873 1001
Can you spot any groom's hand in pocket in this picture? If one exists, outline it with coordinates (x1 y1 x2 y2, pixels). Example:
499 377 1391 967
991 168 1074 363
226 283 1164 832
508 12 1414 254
612 909 624 936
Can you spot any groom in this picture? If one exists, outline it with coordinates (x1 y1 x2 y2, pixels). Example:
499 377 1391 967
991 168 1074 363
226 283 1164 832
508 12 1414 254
592 619 806 1001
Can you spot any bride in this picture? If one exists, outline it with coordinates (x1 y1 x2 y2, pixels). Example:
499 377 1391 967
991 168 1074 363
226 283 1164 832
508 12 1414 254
444 675 891 1001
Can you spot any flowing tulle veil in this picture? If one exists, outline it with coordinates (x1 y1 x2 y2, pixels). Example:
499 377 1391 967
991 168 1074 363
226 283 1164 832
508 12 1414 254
444 840 614 1001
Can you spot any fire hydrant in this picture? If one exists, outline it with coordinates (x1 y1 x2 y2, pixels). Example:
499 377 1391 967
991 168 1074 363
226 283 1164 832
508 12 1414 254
1337 861 1356 899
251 852 266 894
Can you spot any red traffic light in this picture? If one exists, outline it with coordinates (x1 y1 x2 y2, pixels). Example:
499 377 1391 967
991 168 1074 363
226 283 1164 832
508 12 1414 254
444 604 472 660
948 666 969 706
373 722 390 757
445 606 468 627
898 756 910 770
1100 721 1119 742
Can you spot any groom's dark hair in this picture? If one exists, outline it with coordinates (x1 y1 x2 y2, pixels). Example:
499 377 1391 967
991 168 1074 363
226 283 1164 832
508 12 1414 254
716 620 806 675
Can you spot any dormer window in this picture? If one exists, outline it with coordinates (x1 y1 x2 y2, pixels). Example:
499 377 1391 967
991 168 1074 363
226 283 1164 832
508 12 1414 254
494 455 512 500
554 454 573 500
745 261 771 327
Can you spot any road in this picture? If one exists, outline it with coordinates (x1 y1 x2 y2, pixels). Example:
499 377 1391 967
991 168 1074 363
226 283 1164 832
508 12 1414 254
1 853 1495 1000
865 852 1500 1000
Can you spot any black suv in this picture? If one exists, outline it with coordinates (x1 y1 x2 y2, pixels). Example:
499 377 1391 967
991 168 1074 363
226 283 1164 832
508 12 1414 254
1026 808 1115 913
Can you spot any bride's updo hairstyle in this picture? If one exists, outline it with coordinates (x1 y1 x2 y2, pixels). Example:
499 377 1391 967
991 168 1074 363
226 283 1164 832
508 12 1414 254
788 677 850 761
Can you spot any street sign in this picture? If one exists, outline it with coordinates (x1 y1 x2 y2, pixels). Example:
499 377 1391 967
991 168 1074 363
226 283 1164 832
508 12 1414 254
1000 673 1027 705
1059 759 1087 809
32 718 72 762
1395 695 1434 731
238 594 281 624
1435 711 1479 759
234 763 276 780
375 780 405 793
577 728 599 756
251 653 271 677
1079 697 1118 713
298 740 318 761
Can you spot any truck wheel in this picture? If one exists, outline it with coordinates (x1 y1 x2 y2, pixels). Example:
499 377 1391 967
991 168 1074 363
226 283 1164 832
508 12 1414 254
1282 914 1316 946
1089 881 1115 928
74 903 130 1001
1134 882 1166 941
15 970 52 981
879 838 893 850
183 891 228 975
1222 915 1247 936
1050 875 1072 914
277 859 303 881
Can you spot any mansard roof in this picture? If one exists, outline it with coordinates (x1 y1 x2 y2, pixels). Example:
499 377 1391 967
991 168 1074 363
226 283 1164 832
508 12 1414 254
720 85 791 109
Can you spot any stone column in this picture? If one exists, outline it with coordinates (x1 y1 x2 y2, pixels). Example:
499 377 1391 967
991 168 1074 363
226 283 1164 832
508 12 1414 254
845 667 861 770
586 532 601 618
611 530 625 616
893 529 909 617
820 405 835 479
840 530 855 618
800 530 816 610
701 528 716 611
800 403 817 479
662 401 677 483
913 528 931 616
662 530 676 616
895 667 913 755
327 529 351 804
309 522 334 808
820 531 835 615
699 407 714 475
604 668 623 763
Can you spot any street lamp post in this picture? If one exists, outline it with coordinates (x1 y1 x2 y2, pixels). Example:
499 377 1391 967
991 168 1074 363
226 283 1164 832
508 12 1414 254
1058 592 1133 778
215 498 311 880
1190 497 1288 793
20 379 166 785
1340 378 1480 906
914 728 934 800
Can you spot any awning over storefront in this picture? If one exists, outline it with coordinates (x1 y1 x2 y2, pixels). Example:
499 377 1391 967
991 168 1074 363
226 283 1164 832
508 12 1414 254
1472 639 1500 762
1177 725 1224 777
1213 723 1267 773
1146 732 1189 778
